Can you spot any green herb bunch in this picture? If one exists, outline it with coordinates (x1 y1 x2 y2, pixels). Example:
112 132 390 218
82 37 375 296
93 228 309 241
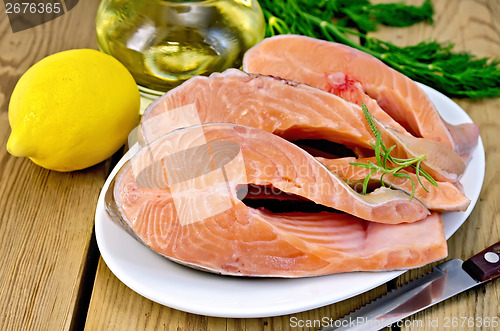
349 104 438 199
259 0 500 98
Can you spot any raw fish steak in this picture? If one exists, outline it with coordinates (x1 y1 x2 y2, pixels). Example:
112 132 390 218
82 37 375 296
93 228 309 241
107 123 447 277
142 69 465 182
243 35 479 156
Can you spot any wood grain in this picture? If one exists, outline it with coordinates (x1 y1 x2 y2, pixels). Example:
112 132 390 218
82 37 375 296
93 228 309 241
1 0 499 330
85 1 500 330
371 0 500 329
84 258 389 331
85 0 500 330
0 0 104 330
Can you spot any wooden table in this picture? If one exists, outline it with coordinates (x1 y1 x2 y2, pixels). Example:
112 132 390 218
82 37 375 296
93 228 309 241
0 0 498 330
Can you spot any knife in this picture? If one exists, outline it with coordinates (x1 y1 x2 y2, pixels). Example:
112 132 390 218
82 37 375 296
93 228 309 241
321 241 500 331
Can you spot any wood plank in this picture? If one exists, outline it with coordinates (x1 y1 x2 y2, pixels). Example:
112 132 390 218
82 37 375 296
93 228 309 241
370 0 500 329
393 96 500 330
86 0 499 330
0 1 100 115
0 0 105 329
85 257 388 331
370 0 500 57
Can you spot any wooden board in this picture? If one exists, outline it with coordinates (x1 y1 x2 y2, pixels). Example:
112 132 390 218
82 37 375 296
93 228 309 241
84 257 389 331
0 0 498 330
85 1 500 330
370 0 500 329
0 0 103 329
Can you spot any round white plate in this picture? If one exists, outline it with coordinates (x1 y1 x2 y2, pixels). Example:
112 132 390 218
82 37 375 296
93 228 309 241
95 84 485 318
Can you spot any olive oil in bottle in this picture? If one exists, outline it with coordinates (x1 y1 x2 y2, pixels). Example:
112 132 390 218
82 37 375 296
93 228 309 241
96 0 265 96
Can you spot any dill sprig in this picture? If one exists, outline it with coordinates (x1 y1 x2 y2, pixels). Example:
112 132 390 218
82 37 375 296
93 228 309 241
349 104 438 199
260 0 500 98
333 0 434 32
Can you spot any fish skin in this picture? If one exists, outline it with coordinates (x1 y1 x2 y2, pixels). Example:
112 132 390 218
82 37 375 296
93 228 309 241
142 69 465 182
242 34 479 156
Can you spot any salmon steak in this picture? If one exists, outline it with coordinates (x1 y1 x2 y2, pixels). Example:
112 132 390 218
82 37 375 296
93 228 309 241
142 69 465 182
242 35 479 156
106 123 447 277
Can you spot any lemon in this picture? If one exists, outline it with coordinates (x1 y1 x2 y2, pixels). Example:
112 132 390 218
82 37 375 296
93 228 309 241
6 49 140 172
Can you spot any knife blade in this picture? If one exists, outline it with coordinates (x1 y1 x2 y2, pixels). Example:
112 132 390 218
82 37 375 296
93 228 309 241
321 241 500 331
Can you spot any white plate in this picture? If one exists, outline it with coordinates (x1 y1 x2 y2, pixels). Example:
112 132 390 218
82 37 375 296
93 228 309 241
95 84 485 318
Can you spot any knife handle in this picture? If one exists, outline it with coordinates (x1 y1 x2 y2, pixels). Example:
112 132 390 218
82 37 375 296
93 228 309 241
462 241 500 282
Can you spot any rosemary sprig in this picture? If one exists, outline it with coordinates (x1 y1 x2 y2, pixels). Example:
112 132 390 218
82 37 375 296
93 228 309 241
349 104 438 198
259 0 500 98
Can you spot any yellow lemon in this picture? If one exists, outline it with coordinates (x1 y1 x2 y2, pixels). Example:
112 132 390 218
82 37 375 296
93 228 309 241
6 49 140 172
